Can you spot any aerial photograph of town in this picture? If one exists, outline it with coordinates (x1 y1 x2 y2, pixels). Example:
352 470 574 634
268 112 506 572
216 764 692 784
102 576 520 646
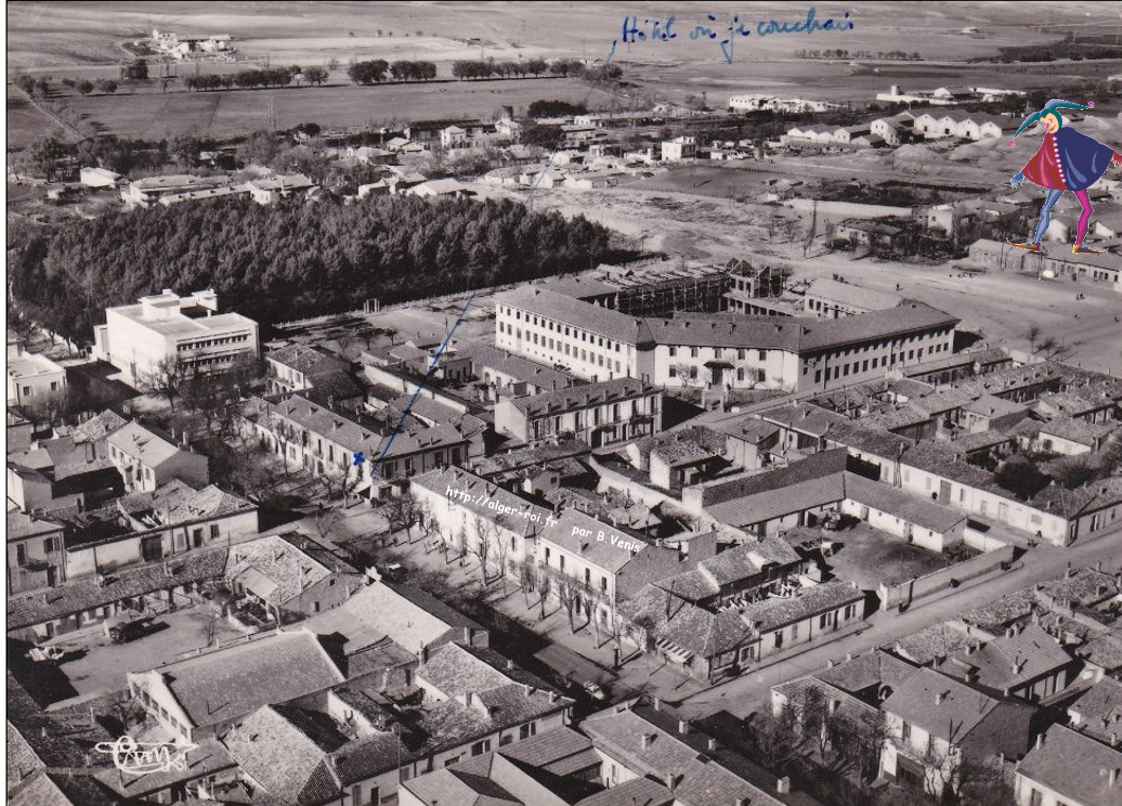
4 1 1122 804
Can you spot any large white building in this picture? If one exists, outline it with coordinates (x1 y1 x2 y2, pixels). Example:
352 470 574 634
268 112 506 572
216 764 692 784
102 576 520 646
493 286 958 393
93 289 259 388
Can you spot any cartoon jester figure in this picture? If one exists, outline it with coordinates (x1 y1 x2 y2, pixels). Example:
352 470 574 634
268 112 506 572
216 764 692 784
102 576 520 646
1008 99 1122 254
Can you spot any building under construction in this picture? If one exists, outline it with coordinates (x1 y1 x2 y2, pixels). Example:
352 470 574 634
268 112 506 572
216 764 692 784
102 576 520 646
545 260 742 318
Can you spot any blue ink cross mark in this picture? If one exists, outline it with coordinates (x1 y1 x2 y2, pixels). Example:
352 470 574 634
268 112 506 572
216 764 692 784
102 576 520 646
369 293 476 480
353 451 366 466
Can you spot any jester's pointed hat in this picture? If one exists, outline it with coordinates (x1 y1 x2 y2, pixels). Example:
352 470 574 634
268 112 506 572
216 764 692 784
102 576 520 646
1011 98 1096 138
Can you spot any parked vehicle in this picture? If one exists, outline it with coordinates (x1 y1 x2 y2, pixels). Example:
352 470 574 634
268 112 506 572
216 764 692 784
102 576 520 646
582 681 608 701
106 616 150 644
28 645 65 662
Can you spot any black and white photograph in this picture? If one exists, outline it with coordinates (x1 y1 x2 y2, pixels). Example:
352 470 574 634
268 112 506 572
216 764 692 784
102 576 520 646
5 2 1122 804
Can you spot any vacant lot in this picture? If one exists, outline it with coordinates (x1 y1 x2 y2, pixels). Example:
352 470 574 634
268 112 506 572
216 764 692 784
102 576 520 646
826 522 952 589
53 77 610 140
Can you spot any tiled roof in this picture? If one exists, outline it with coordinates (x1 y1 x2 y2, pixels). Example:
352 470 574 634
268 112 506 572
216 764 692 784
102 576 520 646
1077 631 1122 673
543 509 651 574
1016 724 1122 806
412 466 554 537
267 343 349 375
1037 416 1118 446
7 546 228 629
706 473 845 527
418 643 557 703
1037 568 1122 607
143 629 345 728
581 705 783 806
844 473 966 533
619 586 754 659
9 770 117 806
891 621 973 665
736 580 863 633
73 410 128 443
881 668 1011 741
222 705 342 805
496 725 594 769
402 766 521 806
815 649 920 696
959 589 1038 632
510 378 657 418
495 287 648 345
307 578 480 654
936 623 1073 691
6 510 64 541
462 343 575 392
1068 677 1122 744
107 421 182 467
804 278 902 310
575 777 674 806
227 534 341 607
695 447 849 508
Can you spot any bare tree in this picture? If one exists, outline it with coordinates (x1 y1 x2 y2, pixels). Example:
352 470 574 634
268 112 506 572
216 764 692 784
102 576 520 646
537 561 552 620
1025 324 1042 354
743 707 801 771
387 492 419 540
554 570 580 634
469 515 493 584
581 580 603 646
140 355 191 411
516 555 536 609
491 516 511 594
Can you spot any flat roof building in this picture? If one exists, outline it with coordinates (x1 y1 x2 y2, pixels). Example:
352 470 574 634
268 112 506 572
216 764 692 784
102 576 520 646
93 289 259 388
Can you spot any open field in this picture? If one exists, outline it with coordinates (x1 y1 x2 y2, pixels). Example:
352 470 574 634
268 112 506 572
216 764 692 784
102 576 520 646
50 77 613 139
11 2 1116 70
6 87 66 149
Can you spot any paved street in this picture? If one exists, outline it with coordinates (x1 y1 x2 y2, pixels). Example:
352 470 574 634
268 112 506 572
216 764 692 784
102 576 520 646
674 525 1122 720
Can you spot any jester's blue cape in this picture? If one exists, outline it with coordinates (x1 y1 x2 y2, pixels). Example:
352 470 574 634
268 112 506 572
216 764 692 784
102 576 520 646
1022 126 1119 192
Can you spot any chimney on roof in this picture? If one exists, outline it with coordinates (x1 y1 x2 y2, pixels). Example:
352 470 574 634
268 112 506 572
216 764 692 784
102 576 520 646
641 733 653 750
420 642 429 664
707 736 718 752
1036 733 1045 750
506 658 515 671
463 626 472 643
653 696 661 711
777 776 791 795
1108 768 1120 787
678 719 690 735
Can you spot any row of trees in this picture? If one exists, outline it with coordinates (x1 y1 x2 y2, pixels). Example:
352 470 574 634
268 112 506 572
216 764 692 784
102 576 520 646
795 49 922 60
8 193 619 348
451 58 549 80
184 66 312 91
347 59 437 84
67 78 119 95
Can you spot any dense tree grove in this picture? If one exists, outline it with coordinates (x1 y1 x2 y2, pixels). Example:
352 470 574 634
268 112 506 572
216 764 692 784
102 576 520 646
527 99 588 118
10 195 618 346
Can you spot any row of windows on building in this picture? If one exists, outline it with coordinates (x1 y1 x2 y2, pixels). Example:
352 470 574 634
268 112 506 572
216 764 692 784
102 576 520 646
503 309 625 352
541 546 612 592
14 537 59 565
811 342 947 383
176 333 252 353
501 323 625 374
669 366 767 382
668 346 769 361
18 380 61 397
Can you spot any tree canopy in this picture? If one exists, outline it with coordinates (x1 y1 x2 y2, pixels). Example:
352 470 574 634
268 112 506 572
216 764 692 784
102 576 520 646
10 195 619 347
